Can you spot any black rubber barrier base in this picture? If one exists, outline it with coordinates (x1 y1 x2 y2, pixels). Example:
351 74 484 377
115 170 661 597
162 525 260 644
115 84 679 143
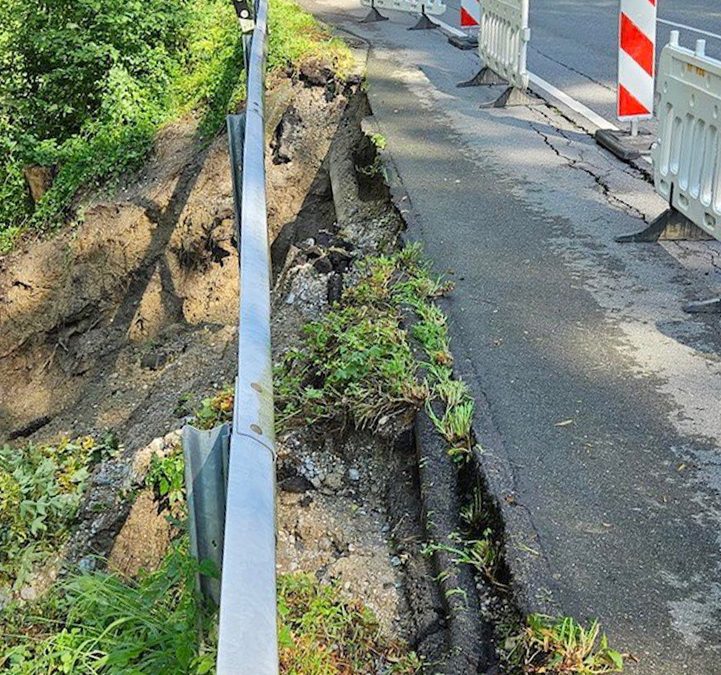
595 128 653 162
409 11 436 29
684 297 721 314
481 86 540 108
457 66 506 88
360 6 388 22
615 207 714 243
448 34 478 50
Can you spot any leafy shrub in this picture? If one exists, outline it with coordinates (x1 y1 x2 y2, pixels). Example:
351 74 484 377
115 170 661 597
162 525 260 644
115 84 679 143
0 0 239 241
0 435 115 589
0 0 351 251
146 445 186 512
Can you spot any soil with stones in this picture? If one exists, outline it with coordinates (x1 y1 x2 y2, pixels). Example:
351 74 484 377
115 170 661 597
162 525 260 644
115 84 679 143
0 67 454 665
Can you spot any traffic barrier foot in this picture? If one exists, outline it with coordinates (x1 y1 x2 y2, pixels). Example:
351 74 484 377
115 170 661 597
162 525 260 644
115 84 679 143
683 297 721 314
409 10 436 29
480 86 539 108
615 208 714 243
457 66 506 88
448 34 478 50
595 128 653 162
360 5 388 22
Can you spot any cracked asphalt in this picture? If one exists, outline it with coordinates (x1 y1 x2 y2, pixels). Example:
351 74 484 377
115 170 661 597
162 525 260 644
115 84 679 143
300 0 721 671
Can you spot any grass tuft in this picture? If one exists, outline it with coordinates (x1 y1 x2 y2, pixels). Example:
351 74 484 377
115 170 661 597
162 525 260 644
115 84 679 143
503 614 625 674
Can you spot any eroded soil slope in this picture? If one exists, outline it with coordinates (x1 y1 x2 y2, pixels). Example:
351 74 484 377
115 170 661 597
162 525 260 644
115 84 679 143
0 71 350 451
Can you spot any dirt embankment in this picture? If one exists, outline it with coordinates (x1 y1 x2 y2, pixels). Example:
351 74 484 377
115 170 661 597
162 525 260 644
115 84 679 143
1 59 459 665
0 67 346 450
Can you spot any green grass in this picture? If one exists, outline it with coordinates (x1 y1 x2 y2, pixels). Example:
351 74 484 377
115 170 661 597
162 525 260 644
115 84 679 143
0 0 352 253
1 558 420 674
0 539 218 674
0 435 116 590
279 574 421 674
502 614 625 674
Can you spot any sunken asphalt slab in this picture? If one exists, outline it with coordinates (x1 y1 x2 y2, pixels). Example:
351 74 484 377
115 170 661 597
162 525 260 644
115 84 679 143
299 1 721 672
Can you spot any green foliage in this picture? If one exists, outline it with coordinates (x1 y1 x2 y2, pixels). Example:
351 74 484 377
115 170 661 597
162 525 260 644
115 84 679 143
193 387 234 430
1 552 418 675
0 435 115 590
370 132 387 150
274 247 443 432
0 0 351 248
423 528 502 587
0 539 218 674
278 573 421 674
267 0 352 77
146 446 186 512
502 614 625 674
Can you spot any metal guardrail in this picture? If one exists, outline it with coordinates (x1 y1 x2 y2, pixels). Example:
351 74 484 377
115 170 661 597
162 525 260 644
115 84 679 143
218 0 278 671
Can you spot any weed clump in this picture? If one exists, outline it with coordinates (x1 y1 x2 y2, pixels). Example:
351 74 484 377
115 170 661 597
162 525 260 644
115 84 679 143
145 445 186 515
502 614 625 674
274 245 451 432
279 573 421 674
1 560 421 674
192 387 235 430
0 435 116 590
0 540 218 674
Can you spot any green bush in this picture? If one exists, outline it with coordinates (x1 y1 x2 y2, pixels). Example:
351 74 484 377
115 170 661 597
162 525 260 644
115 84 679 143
0 0 351 253
0 435 115 590
0 0 241 246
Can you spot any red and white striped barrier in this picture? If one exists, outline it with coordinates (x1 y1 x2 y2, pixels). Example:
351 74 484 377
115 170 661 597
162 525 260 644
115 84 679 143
617 0 657 121
461 0 480 28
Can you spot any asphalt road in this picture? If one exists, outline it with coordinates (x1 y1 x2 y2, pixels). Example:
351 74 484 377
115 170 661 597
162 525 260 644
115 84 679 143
302 0 721 671
442 0 721 126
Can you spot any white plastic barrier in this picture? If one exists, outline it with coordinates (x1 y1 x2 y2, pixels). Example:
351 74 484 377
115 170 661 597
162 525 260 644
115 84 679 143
653 33 721 241
360 0 446 17
478 0 530 90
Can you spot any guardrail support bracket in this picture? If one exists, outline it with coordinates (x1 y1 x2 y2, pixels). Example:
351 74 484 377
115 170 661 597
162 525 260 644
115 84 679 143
182 423 231 606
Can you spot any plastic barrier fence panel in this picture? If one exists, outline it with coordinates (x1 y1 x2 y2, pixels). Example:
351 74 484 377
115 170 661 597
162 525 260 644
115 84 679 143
478 0 530 90
653 34 721 241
